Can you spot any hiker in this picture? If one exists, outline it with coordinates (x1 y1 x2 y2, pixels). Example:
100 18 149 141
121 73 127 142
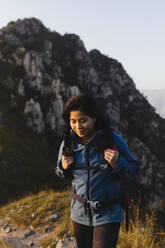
55 95 139 248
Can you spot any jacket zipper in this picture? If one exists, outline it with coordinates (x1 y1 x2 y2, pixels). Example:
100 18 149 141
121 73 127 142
86 145 92 225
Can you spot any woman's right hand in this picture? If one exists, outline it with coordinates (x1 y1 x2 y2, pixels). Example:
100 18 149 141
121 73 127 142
62 155 74 169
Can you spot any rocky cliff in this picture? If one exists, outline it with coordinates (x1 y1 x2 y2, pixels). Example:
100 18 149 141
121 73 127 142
0 18 165 205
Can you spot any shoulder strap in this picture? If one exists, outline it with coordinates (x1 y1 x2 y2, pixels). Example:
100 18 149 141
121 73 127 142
63 130 75 156
102 126 115 150
103 127 130 232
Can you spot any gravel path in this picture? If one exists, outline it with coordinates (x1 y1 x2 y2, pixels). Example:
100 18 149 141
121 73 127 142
0 218 77 248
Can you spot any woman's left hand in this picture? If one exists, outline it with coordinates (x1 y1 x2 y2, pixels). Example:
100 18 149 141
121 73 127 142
104 148 119 167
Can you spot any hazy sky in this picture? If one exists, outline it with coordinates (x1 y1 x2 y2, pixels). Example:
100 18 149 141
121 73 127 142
0 0 165 90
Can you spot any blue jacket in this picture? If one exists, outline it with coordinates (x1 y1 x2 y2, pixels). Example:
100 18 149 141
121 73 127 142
55 128 139 226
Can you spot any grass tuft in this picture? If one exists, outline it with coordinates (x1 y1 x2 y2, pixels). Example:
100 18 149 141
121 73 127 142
117 204 160 248
0 240 12 248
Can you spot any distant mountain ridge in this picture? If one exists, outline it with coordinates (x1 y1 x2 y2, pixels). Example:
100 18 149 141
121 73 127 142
142 89 165 118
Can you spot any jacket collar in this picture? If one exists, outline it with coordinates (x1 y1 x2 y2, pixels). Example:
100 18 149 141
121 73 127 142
72 128 104 148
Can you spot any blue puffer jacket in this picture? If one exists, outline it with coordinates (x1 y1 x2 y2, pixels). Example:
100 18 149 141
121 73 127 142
55 128 139 226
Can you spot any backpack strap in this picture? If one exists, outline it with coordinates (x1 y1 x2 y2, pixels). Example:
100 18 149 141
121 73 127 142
102 127 130 232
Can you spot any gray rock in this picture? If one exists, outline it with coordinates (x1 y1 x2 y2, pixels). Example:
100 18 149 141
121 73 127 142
44 226 53 233
5 237 27 248
24 99 45 134
18 79 25 96
56 238 77 248
24 229 36 239
4 225 13 233
49 213 59 222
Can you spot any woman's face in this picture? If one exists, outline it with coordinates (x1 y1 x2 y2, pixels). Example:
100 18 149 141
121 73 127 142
70 110 96 139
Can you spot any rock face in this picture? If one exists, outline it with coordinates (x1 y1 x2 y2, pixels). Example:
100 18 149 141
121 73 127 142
0 18 47 46
0 18 165 204
24 98 45 134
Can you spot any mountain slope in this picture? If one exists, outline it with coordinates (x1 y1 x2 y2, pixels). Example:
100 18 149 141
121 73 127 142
0 18 165 205
0 85 61 203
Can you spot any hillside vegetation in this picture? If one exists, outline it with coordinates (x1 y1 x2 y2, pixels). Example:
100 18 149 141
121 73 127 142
0 83 68 204
0 190 71 236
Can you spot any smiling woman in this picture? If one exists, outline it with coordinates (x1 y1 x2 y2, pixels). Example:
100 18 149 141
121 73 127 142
55 95 139 248
70 110 96 144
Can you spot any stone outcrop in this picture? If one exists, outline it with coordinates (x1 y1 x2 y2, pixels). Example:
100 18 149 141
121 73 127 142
0 18 165 205
0 18 47 46
24 99 45 134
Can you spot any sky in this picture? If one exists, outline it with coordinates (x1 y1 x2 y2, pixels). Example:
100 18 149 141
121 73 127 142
0 0 165 91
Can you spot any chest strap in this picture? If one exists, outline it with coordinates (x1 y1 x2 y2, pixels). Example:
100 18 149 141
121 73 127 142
71 190 129 231
73 163 111 171
71 190 118 213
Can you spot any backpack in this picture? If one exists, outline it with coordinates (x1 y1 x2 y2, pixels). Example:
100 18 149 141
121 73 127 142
103 126 131 231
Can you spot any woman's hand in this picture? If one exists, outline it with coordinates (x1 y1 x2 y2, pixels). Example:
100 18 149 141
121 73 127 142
62 155 74 169
104 148 119 167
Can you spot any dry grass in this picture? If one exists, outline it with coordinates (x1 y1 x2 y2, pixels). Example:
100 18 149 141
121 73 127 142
0 240 12 248
0 190 164 247
117 204 160 248
40 238 57 248
0 189 72 237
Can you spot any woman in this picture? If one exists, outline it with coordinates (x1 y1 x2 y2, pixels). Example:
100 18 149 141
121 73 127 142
55 95 139 248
